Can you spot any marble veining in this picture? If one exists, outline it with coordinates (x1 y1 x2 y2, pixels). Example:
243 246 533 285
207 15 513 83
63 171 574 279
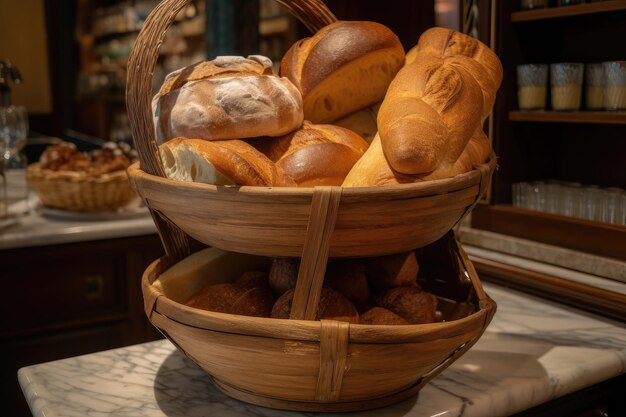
19 283 626 417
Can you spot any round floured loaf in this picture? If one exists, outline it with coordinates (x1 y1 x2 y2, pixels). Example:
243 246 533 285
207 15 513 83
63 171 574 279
153 55 304 142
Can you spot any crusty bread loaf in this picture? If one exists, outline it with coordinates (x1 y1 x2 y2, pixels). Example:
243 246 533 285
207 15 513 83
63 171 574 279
153 55 304 142
160 137 296 187
280 21 404 124
250 121 368 186
343 28 502 186
324 259 370 306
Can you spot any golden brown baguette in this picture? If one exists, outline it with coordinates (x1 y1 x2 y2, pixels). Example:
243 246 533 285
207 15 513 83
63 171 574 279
250 121 368 186
280 21 404 124
160 137 296 187
153 55 304 142
344 28 502 186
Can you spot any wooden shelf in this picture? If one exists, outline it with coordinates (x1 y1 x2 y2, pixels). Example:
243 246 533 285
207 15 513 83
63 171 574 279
511 0 626 22
509 110 626 124
471 204 626 261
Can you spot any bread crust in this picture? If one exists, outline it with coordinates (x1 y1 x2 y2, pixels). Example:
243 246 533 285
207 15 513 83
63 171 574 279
153 56 304 142
160 138 296 186
280 21 404 123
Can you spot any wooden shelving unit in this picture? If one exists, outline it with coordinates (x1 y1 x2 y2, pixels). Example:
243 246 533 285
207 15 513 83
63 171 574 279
509 110 626 124
472 2 626 314
511 0 626 22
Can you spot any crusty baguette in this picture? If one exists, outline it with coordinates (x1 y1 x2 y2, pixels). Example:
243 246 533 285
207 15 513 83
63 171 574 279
344 28 502 186
160 137 296 187
250 121 368 186
280 21 404 124
153 55 304 142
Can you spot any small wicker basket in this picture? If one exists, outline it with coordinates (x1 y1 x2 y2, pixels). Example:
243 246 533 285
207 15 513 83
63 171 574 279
26 163 135 212
126 0 498 411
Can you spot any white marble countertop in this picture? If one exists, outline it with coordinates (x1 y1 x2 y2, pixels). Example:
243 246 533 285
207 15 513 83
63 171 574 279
18 283 626 417
0 197 157 250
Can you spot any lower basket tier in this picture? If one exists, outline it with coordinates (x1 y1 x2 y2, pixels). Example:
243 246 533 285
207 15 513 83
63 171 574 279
142 237 496 411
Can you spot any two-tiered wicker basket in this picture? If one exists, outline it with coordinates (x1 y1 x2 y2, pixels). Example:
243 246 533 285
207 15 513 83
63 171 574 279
126 0 497 412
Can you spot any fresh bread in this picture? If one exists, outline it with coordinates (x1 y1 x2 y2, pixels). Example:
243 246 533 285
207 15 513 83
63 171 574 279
280 21 404 124
343 28 502 186
186 283 275 318
324 259 370 306
333 102 381 144
365 251 419 292
374 286 438 324
153 55 304 142
160 137 296 186
268 257 299 296
360 306 410 325
251 121 368 186
271 287 360 323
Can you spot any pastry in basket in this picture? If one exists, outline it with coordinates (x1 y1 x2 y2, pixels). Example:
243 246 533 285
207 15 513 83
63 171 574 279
152 55 303 142
159 138 296 186
250 121 369 186
26 141 138 212
280 20 405 124
342 27 503 186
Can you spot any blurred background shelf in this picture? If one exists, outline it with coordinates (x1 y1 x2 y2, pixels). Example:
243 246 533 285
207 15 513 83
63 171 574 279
511 0 626 22
509 110 626 124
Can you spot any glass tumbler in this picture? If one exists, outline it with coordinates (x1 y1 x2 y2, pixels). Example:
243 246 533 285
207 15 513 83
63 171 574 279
585 63 605 110
551 63 584 111
603 61 626 111
517 64 548 110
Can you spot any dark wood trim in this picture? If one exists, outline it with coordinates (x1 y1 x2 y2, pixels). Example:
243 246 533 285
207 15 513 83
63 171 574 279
509 111 626 125
471 255 626 322
511 0 626 22
471 204 626 261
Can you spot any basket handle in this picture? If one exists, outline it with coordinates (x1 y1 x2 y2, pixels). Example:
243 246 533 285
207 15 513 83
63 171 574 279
126 0 336 264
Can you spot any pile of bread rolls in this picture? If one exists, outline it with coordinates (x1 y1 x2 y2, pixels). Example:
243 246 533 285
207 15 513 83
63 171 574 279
153 22 502 187
186 251 439 325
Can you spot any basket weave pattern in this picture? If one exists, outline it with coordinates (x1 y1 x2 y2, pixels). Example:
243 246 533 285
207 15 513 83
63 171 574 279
26 163 135 212
126 0 497 412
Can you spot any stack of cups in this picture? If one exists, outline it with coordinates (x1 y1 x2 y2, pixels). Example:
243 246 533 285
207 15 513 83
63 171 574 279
516 64 548 110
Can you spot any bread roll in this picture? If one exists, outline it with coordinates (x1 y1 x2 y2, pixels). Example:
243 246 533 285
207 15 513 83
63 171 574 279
268 257 299 296
360 306 410 325
374 286 438 324
365 251 419 292
251 121 368 186
280 21 404 123
324 259 370 306
160 137 296 186
343 28 502 186
271 287 360 323
234 270 270 290
185 283 275 318
153 55 304 142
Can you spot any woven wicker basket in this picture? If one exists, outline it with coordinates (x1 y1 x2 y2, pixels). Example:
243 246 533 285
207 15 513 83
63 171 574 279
142 232 495 412
26 163 135 212
126 0 497 411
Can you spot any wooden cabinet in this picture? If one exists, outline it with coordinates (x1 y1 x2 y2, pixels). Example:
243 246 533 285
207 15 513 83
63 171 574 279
1 234 164 417
472 1 626 261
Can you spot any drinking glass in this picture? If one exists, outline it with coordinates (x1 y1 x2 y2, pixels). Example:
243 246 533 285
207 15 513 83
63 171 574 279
0 105 29 219
517 64 548 110
603 61 626 111
551 63 584 111
585 63 605 110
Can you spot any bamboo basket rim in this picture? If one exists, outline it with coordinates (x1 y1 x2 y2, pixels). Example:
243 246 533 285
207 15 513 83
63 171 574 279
27 162 131 183
142 242 496 344
128 152 496 199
